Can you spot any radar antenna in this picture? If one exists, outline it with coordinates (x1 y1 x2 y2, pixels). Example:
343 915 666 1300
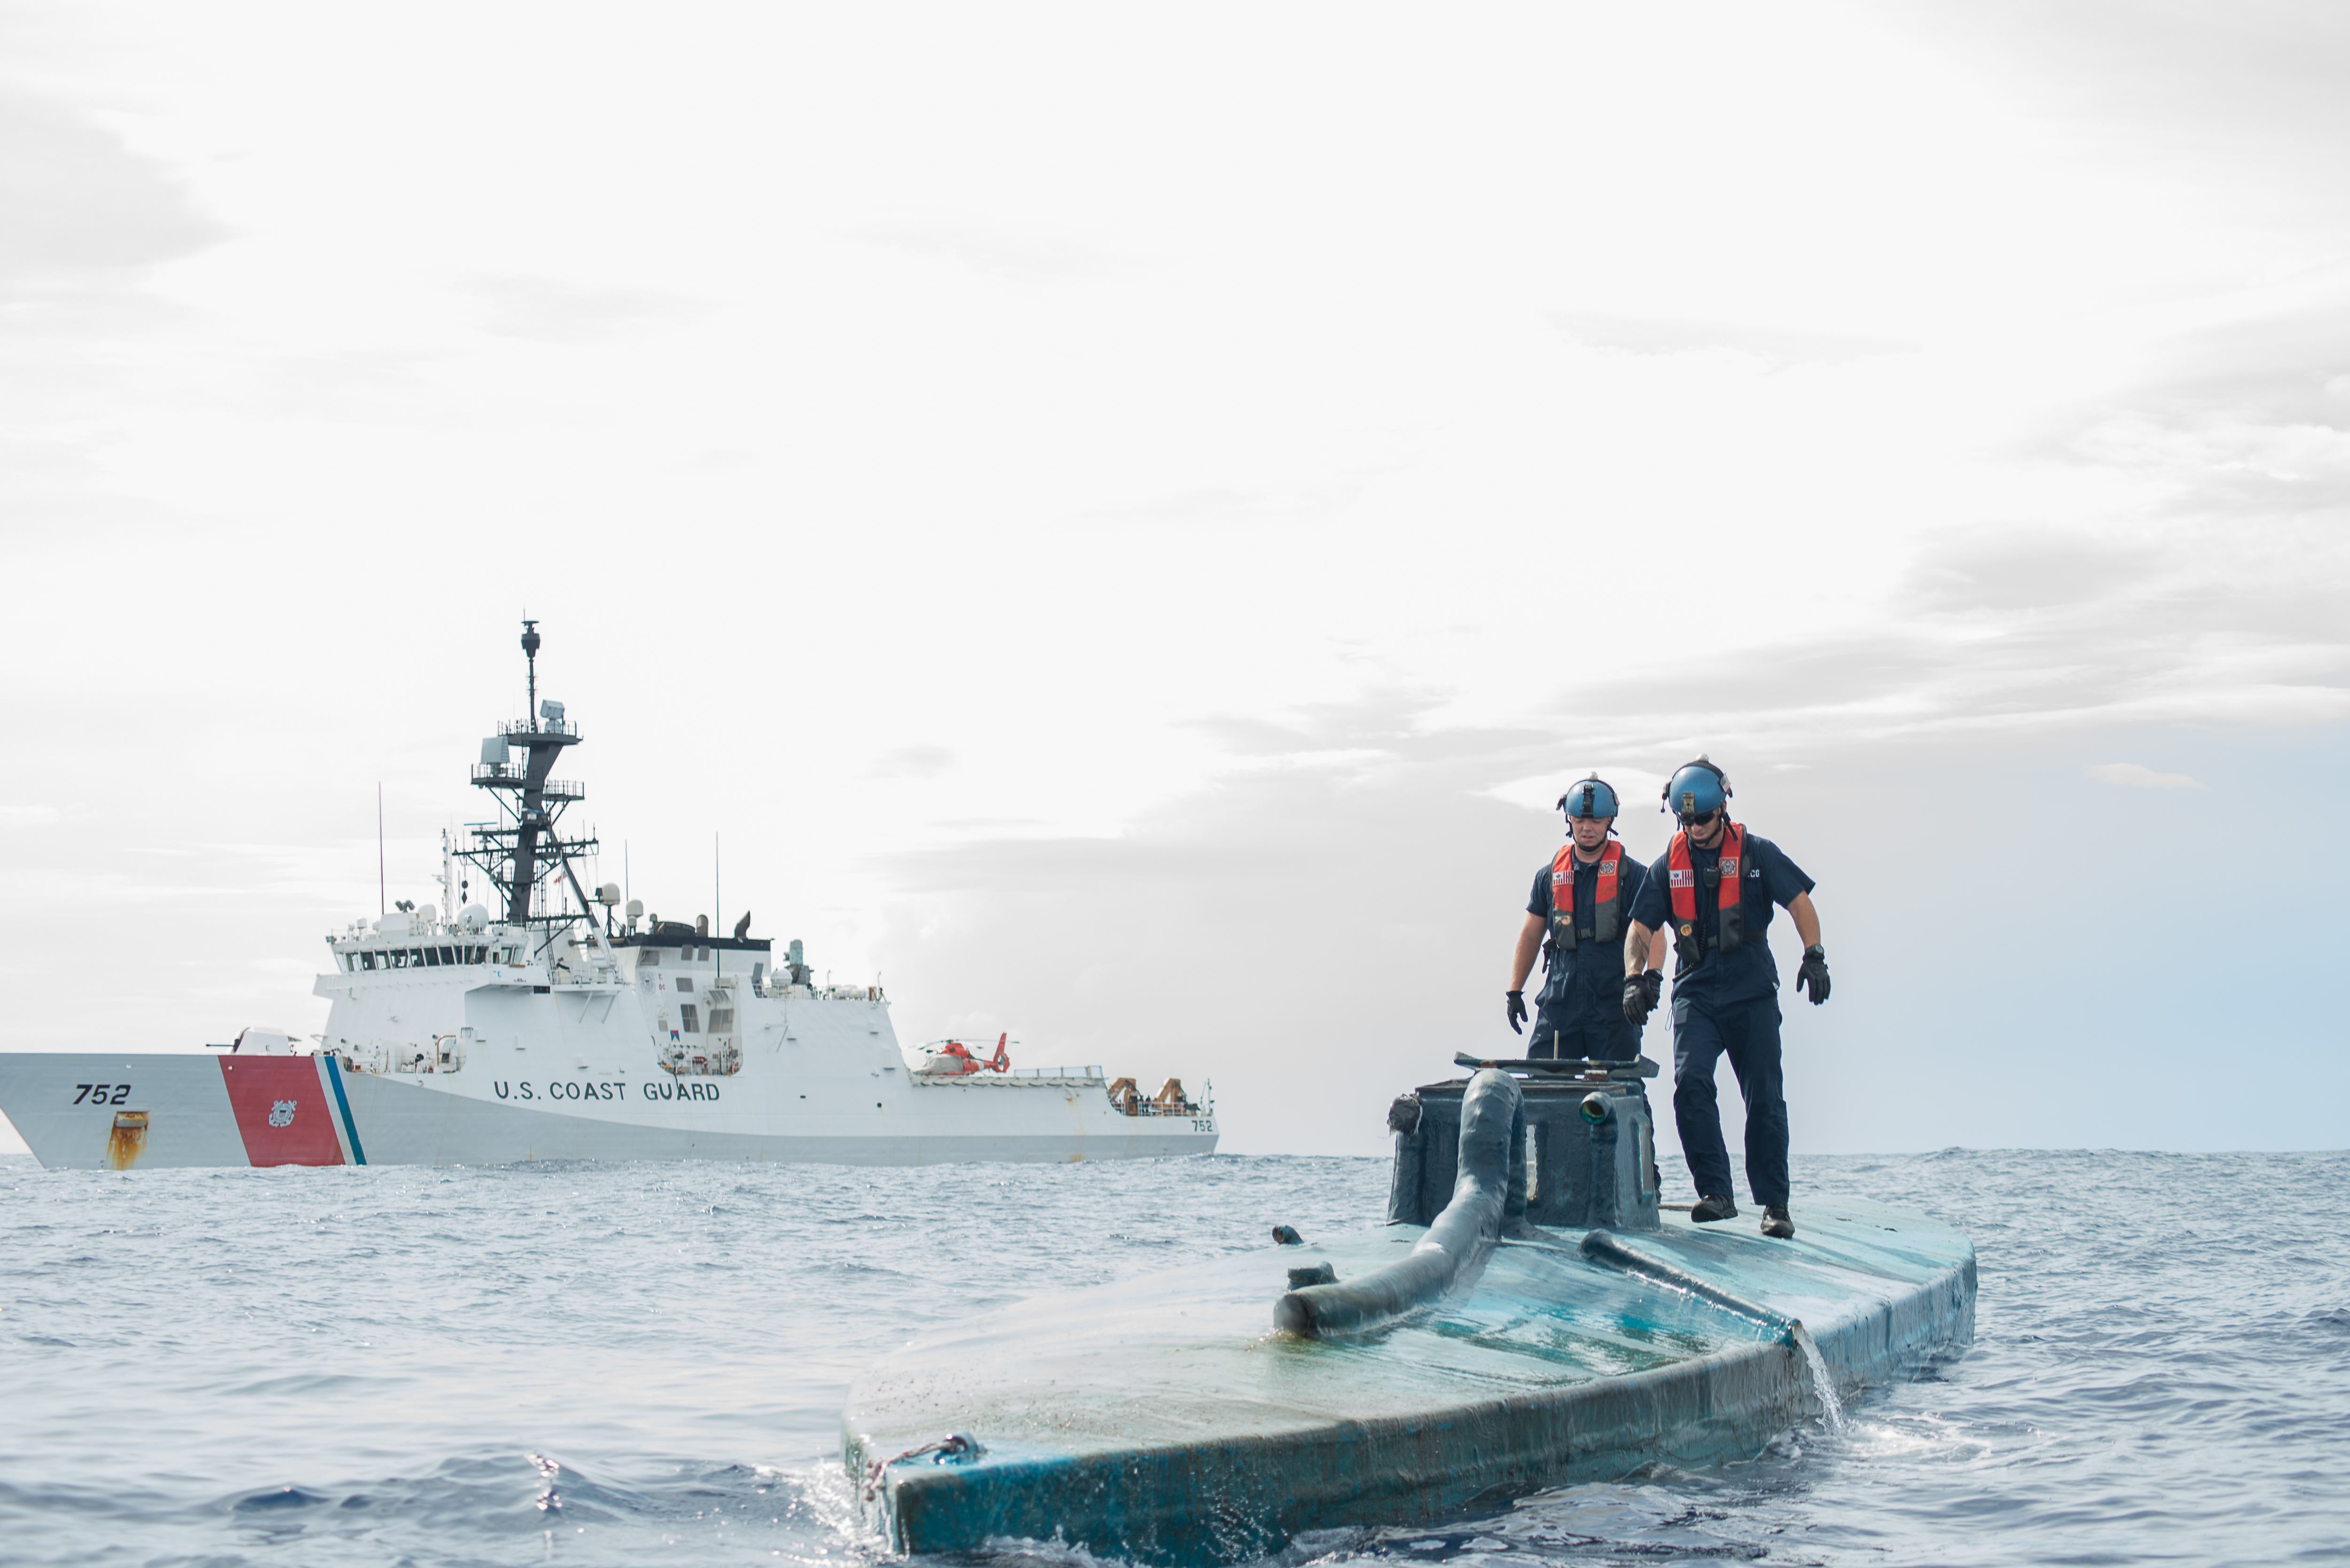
457 620 597 936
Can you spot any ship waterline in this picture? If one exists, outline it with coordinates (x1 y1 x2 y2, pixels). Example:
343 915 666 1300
0 1051 1215 1170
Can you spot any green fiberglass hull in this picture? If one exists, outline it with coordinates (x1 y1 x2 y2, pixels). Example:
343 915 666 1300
846 1194 1974 1565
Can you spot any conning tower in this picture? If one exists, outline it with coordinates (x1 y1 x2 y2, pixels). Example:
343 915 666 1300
1385 1053 1661 1232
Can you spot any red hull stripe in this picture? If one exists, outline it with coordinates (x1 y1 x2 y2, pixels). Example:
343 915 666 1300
218 1057 346 1167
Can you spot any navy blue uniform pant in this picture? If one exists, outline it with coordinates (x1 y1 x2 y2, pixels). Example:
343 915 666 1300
1530 1000 1638 1062
1671 992 1789 1205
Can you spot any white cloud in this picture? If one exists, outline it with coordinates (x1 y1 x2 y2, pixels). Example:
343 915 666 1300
1553 312 1914 368
1481 769 1667 816
0 805 61 827
2084 763 2206 790
0 1 2344 1157
0 84 224 287
468 275 687 343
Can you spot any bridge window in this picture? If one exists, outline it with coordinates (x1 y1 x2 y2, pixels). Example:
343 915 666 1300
439 946 456 965
423 947 441 967
410 949 426 967
680 1004 700 1033
359 951 376 970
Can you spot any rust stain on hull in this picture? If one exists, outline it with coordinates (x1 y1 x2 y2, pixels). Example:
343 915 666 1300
107 1111 149 1170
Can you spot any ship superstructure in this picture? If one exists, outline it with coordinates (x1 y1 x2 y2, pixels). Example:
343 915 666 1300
0 626 1217 1170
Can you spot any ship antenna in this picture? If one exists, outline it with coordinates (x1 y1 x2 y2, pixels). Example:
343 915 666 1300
467 617 587 931
521 619 541 730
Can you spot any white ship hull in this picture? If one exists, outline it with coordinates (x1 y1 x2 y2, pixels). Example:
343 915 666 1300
0 1048 1216 1170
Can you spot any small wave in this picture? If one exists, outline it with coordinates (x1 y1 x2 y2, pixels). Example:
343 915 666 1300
229 1485 330 1513
6 1151 2347 1568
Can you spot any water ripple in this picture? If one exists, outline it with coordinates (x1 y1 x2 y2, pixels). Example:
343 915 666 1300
1 1150 2346 1567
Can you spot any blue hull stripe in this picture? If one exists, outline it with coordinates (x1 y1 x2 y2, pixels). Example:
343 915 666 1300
323 1057 367 1165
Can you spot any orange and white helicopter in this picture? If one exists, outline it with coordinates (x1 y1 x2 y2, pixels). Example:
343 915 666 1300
907 1032 1011 1076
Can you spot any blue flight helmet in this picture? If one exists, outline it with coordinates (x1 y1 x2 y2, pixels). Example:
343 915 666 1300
1662 757 1731 824
1557 774 1619 821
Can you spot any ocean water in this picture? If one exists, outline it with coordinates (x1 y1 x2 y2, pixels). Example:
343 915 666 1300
2 1147 2345 1568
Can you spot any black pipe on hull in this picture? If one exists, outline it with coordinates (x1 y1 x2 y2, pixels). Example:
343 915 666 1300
1577 1228 1797 1334
1277 1069 1522 1337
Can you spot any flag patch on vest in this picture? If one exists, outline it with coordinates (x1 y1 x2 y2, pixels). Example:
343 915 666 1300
1668 822 1748 955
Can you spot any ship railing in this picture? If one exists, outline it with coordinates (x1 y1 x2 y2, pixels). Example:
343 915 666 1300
497 717 579 739
1007 1065 1104 1081
469 763 586 799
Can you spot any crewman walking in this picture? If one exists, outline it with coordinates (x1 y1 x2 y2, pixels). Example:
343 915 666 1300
1622 757 1829 1240
1507 775 1667 1062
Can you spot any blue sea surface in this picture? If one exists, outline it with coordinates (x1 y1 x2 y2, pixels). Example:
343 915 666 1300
2 1148 2345 1568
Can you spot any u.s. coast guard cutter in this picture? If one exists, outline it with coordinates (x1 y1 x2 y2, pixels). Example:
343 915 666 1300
0 625 1217 1170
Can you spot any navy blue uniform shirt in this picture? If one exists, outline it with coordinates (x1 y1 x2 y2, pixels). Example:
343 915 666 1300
1525 849 1651 1016
1626 830 1813 1007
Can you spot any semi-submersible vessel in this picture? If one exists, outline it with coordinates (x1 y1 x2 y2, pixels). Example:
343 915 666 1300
850 1057 1972 1565
0 624 1216 1170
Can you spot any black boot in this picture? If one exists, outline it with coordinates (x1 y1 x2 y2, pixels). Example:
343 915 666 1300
1690 1194 1738 1222
1761 1205 1794 1239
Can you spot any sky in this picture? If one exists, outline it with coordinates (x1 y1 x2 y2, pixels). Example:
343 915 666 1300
2 1 2345 1160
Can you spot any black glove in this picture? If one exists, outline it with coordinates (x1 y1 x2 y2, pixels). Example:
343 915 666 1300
1797 944 1830 1004
1622 973 1658 1028
1505 991 1527 1034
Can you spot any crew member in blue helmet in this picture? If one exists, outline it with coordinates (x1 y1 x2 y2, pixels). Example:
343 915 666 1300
1507 774 1667 1062
1622 757 1828 1240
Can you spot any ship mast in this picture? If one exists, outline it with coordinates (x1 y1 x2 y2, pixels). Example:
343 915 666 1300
458 621 597 934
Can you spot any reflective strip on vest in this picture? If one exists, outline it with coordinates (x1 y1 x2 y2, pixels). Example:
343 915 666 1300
1667 822 1746 959
1550 840 1623 951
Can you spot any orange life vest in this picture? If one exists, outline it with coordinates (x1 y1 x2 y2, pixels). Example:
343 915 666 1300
1549 840 1625 950
1667 821 1748 962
